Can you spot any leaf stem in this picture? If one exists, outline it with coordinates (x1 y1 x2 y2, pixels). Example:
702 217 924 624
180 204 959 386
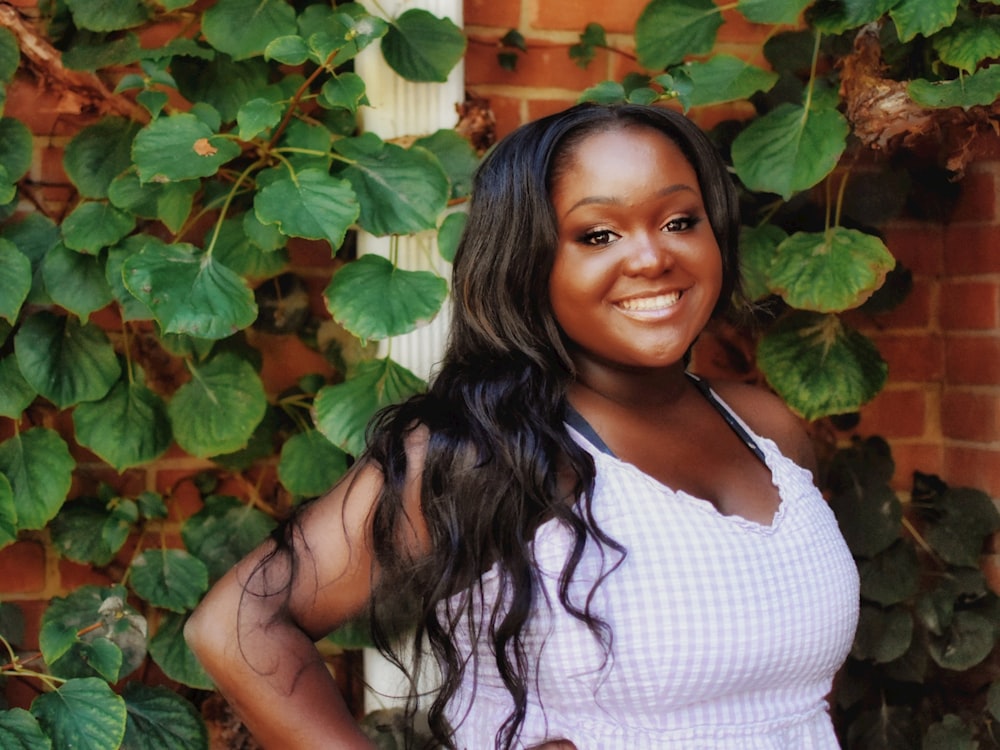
204 158 265 257
802 28 823 118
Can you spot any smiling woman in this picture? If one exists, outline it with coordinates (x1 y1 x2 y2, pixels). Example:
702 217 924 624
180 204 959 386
185 103 859 750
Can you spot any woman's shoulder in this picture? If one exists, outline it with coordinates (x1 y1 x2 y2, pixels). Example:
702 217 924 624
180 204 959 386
705 378 817 475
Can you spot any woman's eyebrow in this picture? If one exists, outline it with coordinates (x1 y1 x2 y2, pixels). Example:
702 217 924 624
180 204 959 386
561 184 697 218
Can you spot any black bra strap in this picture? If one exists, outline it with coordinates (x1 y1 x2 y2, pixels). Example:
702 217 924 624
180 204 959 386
564 372 767 465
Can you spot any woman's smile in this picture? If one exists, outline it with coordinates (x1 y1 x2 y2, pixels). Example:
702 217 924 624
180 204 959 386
548 125 723 372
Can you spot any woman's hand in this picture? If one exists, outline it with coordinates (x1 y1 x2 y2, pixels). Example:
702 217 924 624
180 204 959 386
528 741 578 750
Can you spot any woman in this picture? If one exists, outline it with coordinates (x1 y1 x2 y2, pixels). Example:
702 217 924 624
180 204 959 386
185 103 860 749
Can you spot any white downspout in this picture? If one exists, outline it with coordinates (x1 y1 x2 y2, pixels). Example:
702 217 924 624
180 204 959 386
354 0 464 715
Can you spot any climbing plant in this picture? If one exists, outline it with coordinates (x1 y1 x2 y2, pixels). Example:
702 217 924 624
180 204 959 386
0 0 469 747
565 0 1000 420
1 0 998 747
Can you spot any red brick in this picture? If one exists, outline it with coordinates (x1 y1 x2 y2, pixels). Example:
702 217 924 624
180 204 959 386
940 281 1000 331
848 278 933 331
531 0 647 34
154 471 208 519
887 442 944 491
868 333 944 383
465 39 608 90
689 100 757 130
944 335 1000 386
527 97 582 123
856 387 928 439
717 7 778 46
942 390 1000 442
250 331 336 397
465 0 520 29
58 559 115 591
949 170 996 223
984 553 1000 596
882 224 944 276
482 94 527 138
0 542 47 594
942 225 1000 274
944 445 1000 498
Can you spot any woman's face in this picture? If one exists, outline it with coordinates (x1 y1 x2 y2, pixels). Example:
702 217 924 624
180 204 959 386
547 125 723 373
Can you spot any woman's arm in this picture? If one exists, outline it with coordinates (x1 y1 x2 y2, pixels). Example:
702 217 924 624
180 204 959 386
185 440 429 748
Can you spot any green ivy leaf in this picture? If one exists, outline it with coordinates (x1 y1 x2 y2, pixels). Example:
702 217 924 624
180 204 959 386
757 312 888 420
925 487 1000 566
64 0 149 31
201 0 297 60
852 604 913 663
148 611 215 690
319 73 369 113
73 374 172 471
437 211 466 263
570 23 607 68
31 678 127 750
0 708 50 750
932 17 1000 74
212 216 289 280
130 549 209 612
63 117 140 199
265 34 311 65
336 136 449 236
923 714 977 750
928 611 996 670
0 27 19 85
121 241 258 339
908 65 1000 109
0 118 32 182
49 497 116 566
132 113 241 183
105 241 153 321
0 473 15 550
40 586 146 680
314 357 424 456
0 428 72 531
167 353 267 458
737 0 811 24
13 311 120 408
577 80 628 105
739 224 786 302
809 0 898 34
635 0 723 70
108 173 198 235
121 682 207 750
254 169 359 250
846 706 919 749
61 202 136 254
172 55 269 124
769 228 895 313
381 8 466 83
0 355 35 418
889 0 959 42
278 430 349 498
1 213 58 305
0 238 31 322
827 445 902 559
307 9 389 68
236 97 284 140
181 494 276 582
673 55 778 110
988 681 1000 721
40 244 114 320
413 129 479 200
858 541 919 605
324 254 447 342
732 103 848 199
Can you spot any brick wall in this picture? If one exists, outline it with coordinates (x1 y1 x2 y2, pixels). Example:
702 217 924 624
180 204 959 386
2 0 999 706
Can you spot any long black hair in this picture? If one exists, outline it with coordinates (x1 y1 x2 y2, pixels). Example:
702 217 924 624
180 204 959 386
265 103 741 750
363 103 742 749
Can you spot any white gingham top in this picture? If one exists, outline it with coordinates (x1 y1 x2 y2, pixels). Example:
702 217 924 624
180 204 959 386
445 383 859 749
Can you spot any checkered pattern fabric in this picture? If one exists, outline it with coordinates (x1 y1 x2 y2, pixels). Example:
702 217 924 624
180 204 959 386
444 395 859 749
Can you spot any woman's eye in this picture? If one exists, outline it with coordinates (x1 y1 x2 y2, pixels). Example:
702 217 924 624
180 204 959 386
664 216 699 232
580 230 616 246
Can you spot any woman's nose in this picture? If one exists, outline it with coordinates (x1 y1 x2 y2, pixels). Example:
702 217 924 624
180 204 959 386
622 234 673 277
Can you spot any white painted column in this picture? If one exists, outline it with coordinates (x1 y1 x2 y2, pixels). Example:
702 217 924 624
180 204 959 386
354 0 464 715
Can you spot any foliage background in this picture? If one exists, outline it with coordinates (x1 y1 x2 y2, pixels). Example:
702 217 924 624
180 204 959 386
0 0 999 748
